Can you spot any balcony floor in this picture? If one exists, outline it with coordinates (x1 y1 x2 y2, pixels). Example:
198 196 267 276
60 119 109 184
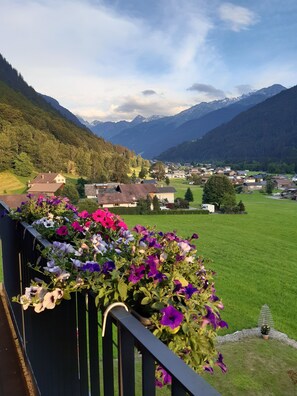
0 290 32 396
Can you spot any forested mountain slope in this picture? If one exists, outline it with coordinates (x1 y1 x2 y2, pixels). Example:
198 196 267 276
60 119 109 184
0 54 133 181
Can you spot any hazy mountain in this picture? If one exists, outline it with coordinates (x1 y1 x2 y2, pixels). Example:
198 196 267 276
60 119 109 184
109 85 285 158
158 85 297 168
84 114 164 140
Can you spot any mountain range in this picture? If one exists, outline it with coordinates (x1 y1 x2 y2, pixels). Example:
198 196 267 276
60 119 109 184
158 84 297 168
85 85 286 159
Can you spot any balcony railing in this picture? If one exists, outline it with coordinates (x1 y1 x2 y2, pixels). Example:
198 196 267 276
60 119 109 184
0 201 220 396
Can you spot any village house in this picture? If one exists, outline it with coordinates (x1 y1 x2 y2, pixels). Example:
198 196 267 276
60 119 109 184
85 183 119 199
28 172 66 186
26 172 66 197
242 181 266 192
96 183 176 208
27 183 64 197
272 177 295 190
166 170 186 179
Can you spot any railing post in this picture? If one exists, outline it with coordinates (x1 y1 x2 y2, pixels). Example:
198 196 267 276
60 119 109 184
77 292 89 395
141 349 156 396
102 314 114 395
118 324 135 396
88 294 101 395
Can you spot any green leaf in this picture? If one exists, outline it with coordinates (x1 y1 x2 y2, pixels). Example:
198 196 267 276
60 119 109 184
141 296 151 305
118 281 127 301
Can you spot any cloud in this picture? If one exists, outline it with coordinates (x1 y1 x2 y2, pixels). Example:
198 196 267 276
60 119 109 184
218 2 259 32
142 89 157 96
187 83 225 98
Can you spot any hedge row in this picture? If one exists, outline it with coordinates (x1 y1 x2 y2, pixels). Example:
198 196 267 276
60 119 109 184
108 207 209 215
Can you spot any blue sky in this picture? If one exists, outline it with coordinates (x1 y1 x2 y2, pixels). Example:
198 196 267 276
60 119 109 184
0 0 297 121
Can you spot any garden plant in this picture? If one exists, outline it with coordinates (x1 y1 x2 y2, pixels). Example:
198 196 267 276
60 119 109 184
7 195 228 386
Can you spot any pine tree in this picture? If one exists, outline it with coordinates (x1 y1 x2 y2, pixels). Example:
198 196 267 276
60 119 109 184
152 195 160 211
184 187 194 202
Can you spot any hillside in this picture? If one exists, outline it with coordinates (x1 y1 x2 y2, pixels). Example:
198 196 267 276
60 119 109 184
108 85 285 159
0 54 133 182
158 85 297 169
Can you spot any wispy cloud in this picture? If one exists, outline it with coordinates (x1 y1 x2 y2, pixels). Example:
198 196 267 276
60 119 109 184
187 83 225 99
218 2 259 32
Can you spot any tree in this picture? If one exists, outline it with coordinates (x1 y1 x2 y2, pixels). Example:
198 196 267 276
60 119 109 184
131 170 137 184
174 197 189 209
202 175 236 210
139 165 148 179
237 200 246 212
265 177 276 195
58 184 79 204
150 162 165 181
220 193 237 212
76 178 89 198
165 176 170 186
77 199 98 213
184 187 194 202
191 174 202 185
152 195 160 212
137 195 152 214
13 152 33 176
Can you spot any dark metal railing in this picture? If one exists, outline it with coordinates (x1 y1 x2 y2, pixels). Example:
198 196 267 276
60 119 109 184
0 201 220 396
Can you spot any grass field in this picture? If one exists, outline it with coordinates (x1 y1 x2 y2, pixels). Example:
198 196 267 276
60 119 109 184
0 171 29 194
123 183 297 340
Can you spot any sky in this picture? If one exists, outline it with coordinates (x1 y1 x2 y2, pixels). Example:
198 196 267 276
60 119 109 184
0 0 297 122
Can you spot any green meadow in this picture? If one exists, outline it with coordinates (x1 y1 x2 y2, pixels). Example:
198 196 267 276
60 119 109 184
123 181 297 340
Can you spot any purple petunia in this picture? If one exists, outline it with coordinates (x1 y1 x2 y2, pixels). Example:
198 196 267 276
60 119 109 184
81 261 101 272
201 306 228 330
155 366 172 387
101 261 115 274
215 353 227 373
128 264 146 284
184 283 198 299
160 305 183 329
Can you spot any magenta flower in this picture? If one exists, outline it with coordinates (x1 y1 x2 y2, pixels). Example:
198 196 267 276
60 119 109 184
56 226 68 236
71 221 84 232
160 306 183 329
155 366 172 387
191 233 199 240
128 264 146 284
78 210 89 218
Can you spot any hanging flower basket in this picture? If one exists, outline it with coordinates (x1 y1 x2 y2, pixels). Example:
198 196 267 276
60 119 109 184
8 195 228 378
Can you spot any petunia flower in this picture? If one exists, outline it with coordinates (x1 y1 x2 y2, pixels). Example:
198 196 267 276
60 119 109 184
81 262 100 272
56 226 69 236
184 284 198 299
215 353 227 373
71 221 84 233
101 261 115 274
160 305 183 329
128 264 146 283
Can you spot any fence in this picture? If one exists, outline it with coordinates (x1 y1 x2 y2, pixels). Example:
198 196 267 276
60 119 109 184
0 201 220 396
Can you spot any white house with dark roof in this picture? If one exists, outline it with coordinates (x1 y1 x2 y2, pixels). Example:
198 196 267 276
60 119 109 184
29 173 66 186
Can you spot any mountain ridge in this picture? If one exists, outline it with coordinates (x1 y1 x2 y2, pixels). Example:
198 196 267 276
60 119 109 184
157 85 297 169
